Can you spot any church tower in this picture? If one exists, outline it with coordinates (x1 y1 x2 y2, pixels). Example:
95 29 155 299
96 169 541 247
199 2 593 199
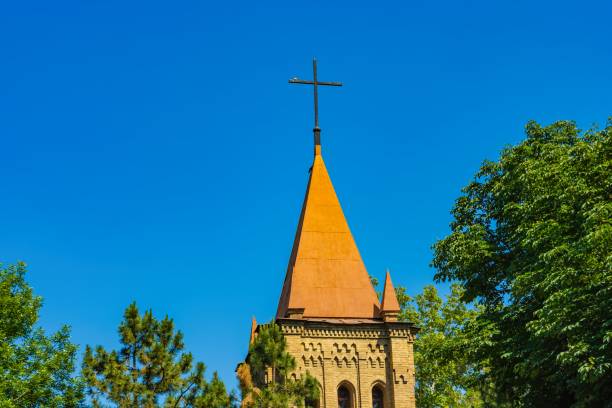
250 60 418 408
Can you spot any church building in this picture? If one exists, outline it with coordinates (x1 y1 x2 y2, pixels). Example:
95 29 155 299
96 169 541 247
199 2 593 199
248 60 418 408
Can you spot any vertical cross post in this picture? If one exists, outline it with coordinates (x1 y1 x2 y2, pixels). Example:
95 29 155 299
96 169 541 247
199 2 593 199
313 60 319 127
289 58 342 153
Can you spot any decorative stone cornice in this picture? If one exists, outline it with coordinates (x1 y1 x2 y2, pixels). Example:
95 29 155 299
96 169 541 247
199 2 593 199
277 319 417 341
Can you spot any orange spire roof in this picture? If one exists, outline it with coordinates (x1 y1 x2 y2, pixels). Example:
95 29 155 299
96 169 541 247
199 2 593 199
381 270 401 313
276 147 381 319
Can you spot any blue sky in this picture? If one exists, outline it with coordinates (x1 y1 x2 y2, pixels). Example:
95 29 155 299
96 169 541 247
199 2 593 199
1 0 611 393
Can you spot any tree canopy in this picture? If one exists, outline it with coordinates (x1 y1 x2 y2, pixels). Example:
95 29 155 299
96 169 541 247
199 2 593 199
396 284 486 408
0 262 83 407
82 302 232 408
432 119 612 407
237 322 319 408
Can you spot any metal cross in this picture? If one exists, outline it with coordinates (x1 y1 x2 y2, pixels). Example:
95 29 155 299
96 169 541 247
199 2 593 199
289 58 342 146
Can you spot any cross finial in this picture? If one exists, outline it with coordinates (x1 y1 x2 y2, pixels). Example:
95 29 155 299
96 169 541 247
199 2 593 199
289 58 342 155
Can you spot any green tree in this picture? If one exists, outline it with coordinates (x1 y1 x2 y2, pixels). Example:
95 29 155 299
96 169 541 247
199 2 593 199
396 284 486 408
237 322 319 408
82 302 232 407
196 373 234 408
0 262 83 407
432 119 612 407
248 322 292 388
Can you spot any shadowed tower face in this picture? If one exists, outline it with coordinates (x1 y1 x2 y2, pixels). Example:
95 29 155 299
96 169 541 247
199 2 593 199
250 60 418 408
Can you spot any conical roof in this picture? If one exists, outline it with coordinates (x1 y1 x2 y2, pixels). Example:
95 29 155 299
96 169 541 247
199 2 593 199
381 270 401 313
276 147 381 319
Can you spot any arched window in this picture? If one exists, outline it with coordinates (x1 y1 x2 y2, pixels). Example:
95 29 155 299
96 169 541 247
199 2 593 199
338 384 352 408
372 385 384 408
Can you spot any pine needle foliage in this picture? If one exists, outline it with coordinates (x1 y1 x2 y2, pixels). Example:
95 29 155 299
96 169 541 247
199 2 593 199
82 302 232 408
238 322 319 408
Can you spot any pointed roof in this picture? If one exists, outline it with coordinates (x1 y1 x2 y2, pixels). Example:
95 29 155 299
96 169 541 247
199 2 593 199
276 146 381 319
380 270 401 313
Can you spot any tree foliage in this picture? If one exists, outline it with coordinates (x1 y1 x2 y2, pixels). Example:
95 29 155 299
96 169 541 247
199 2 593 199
433 119 612 407
198 373 234 408
0 262 83 407
237 323 319 408
82 302 232 408
397 284 485 408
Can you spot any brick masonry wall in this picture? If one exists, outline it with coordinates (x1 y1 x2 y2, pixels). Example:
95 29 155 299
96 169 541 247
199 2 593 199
279 321 417 408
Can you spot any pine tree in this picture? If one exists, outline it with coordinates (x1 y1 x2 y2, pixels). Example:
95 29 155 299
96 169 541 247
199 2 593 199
82 302 232 407
237 322 319 408
195 372 234 408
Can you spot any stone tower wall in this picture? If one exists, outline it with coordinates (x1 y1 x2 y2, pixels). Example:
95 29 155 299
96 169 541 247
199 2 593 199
279 321 417 408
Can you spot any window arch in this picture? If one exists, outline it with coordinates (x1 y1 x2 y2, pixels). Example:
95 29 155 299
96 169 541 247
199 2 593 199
372 384 384 408
337 382 355 408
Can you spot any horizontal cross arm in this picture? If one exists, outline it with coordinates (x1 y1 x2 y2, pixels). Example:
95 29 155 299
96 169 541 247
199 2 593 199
288 78 343 86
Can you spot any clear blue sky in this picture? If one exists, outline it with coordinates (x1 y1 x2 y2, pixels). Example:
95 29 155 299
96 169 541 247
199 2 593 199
1 0 611 393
